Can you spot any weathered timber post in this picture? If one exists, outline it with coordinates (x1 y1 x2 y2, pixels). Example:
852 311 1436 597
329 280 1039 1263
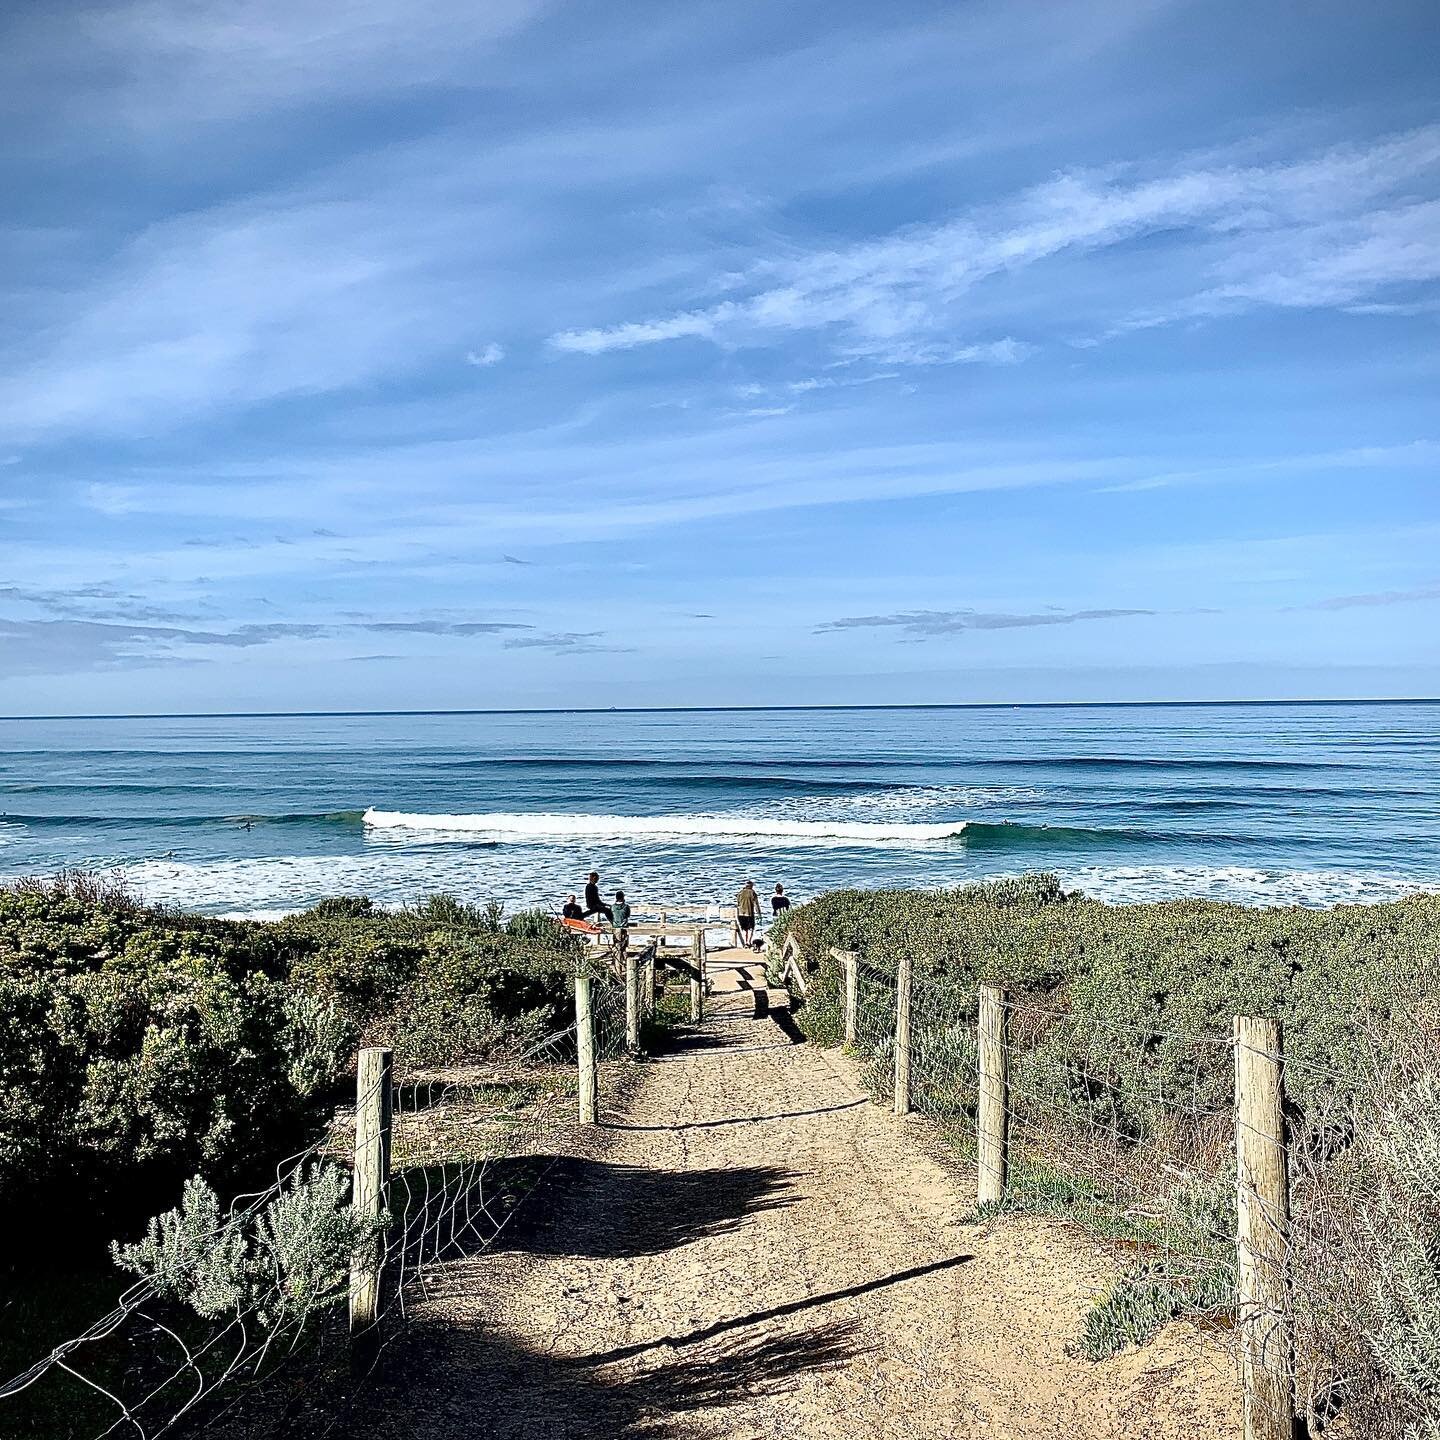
690 930 705 1021
625 949 641 1053
642 940 657 1018
349 1045 392 1366
1234 1016 1295 1440
576 972 598 1124
894 952 913 1116
976 984 1010 1206
844 952 859 1046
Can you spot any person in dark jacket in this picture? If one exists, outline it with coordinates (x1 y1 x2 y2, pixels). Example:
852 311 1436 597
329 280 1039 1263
583 871 614 923
562 894 584 921
771 883 791 916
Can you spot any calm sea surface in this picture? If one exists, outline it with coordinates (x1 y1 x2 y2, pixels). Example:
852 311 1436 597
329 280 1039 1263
0 702 1436 916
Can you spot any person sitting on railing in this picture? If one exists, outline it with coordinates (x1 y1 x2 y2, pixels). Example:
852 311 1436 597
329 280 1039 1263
583 870 614 924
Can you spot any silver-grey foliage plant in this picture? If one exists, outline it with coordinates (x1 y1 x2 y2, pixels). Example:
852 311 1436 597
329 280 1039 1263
112 1164 383 1335
1367 1071 1440 1433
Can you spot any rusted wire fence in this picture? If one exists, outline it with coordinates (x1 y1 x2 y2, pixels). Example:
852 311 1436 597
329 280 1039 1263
0 970 638 1439
823 943 1428 1440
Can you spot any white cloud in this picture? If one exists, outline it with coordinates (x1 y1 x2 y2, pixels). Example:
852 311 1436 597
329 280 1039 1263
552 304 741 355
465 343 506 367
546 127 1440 364
19 0 552 127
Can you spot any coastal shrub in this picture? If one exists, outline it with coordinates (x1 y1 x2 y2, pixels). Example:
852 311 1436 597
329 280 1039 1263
1079 1258 1232 1360
282 899 582 1064
0 884 327 1237
782 876 1440 1428
0 883 581 1251
782 881 1440 1124
112 1164 380 1334
1358 1071 1440 1434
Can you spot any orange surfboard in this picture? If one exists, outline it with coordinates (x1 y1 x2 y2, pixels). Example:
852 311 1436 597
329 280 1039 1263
562 917 603 935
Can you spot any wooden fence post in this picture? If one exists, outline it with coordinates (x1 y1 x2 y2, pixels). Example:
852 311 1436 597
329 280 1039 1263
894 952 913 1116
349 1045 392 1365
1234 1016 1295 1440
976 984 1009 1206
842 951 859 1046
625 950 641 1053
690 930 705 1021
576 972 598 1124
642 941 657 1018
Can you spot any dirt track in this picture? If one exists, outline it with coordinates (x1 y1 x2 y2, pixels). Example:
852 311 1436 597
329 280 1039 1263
362 956 1241 1438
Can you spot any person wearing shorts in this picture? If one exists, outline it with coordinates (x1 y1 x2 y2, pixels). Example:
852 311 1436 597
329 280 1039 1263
735 879 759 948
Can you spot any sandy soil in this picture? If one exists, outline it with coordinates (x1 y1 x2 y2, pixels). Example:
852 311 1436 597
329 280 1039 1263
358 955 1243 1439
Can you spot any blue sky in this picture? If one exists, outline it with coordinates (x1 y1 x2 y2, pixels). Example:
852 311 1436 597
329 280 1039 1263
1 0 1437 714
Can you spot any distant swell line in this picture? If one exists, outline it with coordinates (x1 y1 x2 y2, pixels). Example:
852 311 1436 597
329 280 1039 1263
363 808 965 842
0 809 368 830
971 756 1359 772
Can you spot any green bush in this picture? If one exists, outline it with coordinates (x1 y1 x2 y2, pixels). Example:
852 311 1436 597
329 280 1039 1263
281 901 582 1066
782 879 1440 1127
0 882 582 1253
0 881 324 1234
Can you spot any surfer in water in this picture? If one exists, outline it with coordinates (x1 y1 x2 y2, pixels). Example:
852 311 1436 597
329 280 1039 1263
583 872 614 924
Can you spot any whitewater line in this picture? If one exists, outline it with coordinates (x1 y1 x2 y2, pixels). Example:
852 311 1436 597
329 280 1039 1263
362 807 967 843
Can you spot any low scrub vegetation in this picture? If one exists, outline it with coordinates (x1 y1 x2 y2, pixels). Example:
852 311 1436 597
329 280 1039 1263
0 878 581 1247
779 875 1440 1435
0 874 586 1429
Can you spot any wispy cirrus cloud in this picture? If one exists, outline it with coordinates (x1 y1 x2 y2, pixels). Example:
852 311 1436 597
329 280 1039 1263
0 614 540 677
502 630 629 654
4 0 550 130
549 127 1440 365
817 607 1155 640
1296 584 1440 612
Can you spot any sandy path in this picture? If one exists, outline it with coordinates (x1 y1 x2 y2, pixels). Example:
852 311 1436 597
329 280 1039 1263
361 956 1241 1439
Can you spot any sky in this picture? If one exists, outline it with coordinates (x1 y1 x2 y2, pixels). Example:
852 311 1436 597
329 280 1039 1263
1 0 1437 715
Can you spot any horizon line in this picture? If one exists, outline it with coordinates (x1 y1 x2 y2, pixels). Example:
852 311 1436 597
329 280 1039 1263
1 696 1437 722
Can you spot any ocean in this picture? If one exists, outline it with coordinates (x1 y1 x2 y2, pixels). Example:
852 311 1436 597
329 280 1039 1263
0 701 1436 917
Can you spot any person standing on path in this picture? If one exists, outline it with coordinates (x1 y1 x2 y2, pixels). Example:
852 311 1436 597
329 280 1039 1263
735 879 759 948
583 871 613 924
771 883 791 916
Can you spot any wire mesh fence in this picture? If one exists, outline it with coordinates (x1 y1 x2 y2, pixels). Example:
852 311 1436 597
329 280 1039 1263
832 952 1424 1439
0 972 634 1440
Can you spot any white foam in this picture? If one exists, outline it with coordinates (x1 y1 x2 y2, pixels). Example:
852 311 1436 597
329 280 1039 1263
1051 864 1436 908
837 784 1045 815
49 852 1438 920
362 806 965 843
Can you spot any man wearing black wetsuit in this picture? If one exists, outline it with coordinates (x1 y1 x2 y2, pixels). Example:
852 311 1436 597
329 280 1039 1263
583 871 614 923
